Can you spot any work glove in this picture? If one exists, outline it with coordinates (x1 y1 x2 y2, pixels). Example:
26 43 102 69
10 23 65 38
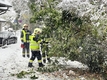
42 40 45 43
21 42 25 48
33 34 40 42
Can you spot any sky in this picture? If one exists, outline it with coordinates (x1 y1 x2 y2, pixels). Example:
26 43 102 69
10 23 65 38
0 30 88 80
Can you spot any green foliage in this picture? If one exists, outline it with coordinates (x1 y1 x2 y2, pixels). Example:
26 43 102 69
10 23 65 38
29 0 35 2
37 66 59 73
62 10 82 26
78 27 107 73
17 71 25 78
37 59 65 73
89 0 95 5
29 0 107 74
11 70 35 78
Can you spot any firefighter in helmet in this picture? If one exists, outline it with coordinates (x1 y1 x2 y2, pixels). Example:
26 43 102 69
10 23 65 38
28 28 44 67
20 24 31 58
41 27 51 63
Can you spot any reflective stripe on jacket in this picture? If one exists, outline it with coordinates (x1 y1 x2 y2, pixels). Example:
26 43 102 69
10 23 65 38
30 35 40 51
21 30 31 42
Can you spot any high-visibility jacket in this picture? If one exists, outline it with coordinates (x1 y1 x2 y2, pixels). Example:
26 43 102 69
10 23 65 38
41 37 50 52
30 35 41 51
20 29 31 42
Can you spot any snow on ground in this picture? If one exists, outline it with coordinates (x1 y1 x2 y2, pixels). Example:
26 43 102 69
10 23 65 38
0 30 88 80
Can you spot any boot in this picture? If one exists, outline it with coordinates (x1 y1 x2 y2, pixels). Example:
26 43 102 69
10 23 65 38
39 63 45 67
22 55 25 57
43 59 46 63
47 58 51 63
27 54 30 58
28 63 34 67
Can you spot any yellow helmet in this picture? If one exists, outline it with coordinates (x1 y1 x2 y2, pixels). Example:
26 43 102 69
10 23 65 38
34 28 42 34
23 24 28 28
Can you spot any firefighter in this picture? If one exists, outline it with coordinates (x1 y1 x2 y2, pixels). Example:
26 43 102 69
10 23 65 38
20 24 31 58
41 37 51 63
41 28 51 63
28 28 44 67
